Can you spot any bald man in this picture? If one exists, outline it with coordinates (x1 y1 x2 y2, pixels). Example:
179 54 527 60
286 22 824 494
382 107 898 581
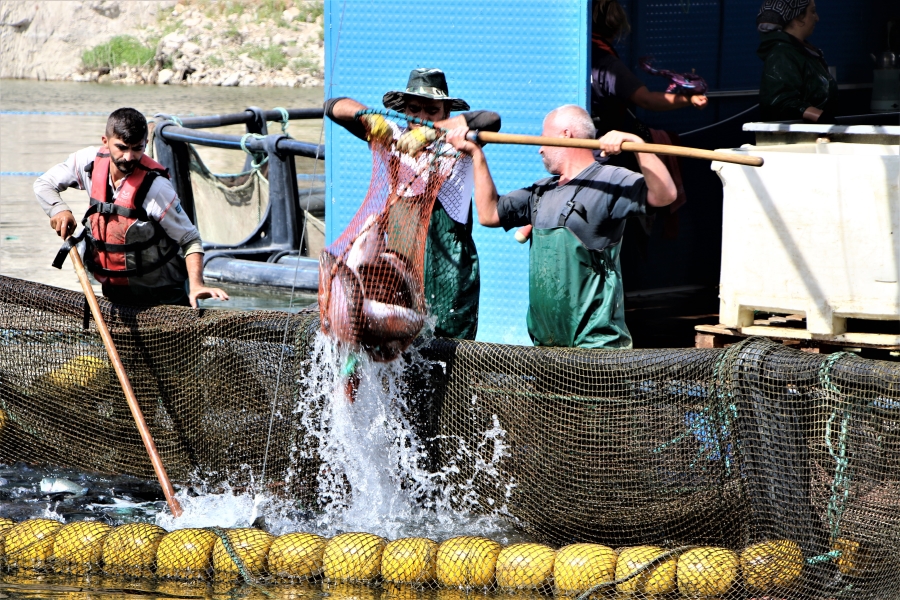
447 104 677 349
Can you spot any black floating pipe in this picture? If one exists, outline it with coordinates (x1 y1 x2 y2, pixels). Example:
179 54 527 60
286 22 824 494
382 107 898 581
204 256 319 290
155 108 323 130
156 124 324 159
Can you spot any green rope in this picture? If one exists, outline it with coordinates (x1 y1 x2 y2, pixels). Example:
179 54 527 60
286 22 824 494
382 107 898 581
354 107 437 129
170 115 184 127
352 108 462 161
819 352 852 545
806 549 842 565
341 352 359 378
653 344 739 476
240 133 268 170
274 107 290 135
205 527 273 598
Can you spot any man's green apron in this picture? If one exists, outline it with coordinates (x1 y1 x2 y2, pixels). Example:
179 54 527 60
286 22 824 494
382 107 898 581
423 203 480 340
527 201 632 349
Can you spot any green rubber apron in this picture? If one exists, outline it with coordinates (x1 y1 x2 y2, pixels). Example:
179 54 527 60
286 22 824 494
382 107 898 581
527 196 632 349
423 203 480 340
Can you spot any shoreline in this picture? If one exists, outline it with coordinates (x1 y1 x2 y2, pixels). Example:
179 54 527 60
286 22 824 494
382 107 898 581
1 1 325 88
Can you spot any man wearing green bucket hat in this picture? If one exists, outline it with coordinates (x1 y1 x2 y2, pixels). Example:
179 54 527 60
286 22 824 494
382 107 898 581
447 104 677 349
325 68 501 340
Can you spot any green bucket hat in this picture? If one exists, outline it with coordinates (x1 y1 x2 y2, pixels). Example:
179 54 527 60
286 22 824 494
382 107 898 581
382 68 470 112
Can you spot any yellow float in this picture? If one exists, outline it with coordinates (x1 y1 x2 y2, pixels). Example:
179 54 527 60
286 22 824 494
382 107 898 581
0 517 16 543
267 531 328 579
436 536 502 588
553 543 617 595
615 545 676 595
45 355 110 388
740 539 803 591
833 537 864 576
676 547 739 597
102 522 166 577
156 528 219 579
211 527 274 579
52 520 111 574
381 537 438 583
495 542 556 590
3 518 62 569
323 532 386 581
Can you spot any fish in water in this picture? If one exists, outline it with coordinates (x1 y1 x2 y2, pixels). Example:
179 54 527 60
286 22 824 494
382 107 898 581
40 477 88 497
639 57 708 95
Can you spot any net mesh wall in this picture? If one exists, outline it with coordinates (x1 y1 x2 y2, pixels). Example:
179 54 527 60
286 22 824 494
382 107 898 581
1 275 899 599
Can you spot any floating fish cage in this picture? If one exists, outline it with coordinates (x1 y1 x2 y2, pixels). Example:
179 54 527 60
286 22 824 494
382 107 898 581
1 276 899 599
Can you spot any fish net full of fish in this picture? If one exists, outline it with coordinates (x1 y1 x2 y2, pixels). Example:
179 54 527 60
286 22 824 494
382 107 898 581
319 111 468 363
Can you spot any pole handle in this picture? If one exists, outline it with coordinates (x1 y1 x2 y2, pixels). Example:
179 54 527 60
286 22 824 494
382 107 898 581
68 246 183 518
467 130 764 167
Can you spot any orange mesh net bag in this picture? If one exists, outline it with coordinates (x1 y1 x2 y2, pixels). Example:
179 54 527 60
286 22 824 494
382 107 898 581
319 110 462 362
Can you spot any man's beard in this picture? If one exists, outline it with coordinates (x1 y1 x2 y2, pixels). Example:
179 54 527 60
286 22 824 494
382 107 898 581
542 154 553 173
114 157 137 175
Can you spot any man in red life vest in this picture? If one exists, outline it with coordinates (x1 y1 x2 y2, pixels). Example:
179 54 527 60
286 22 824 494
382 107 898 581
34 108 228 308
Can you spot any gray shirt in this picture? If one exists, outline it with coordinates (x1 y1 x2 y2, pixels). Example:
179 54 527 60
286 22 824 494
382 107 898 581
33 146 203 254
497 161 647 252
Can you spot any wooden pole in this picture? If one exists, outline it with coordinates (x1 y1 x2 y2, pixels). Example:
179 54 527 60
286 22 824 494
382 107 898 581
468 131 764 167
68 245 183 518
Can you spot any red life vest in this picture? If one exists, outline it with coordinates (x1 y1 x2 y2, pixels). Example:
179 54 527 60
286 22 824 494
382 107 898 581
83 150 181 285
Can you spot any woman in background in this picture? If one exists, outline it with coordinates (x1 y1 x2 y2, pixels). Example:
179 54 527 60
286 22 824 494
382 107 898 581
590 0 707 169
757 0 837 122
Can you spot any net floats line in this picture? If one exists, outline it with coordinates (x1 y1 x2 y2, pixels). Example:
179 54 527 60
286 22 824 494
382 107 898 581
0 517 859 596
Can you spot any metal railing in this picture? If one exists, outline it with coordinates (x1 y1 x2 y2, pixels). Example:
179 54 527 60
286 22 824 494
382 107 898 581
153 106 324 266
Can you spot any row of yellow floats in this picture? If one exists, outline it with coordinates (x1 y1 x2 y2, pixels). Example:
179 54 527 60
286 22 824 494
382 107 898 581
0 517 845 597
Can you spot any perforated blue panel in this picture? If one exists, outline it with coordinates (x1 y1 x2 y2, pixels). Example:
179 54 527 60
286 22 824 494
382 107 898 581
324 1 590 345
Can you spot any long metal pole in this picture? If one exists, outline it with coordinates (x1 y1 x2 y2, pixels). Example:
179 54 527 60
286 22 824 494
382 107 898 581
469 130 764 167
68 246 183 517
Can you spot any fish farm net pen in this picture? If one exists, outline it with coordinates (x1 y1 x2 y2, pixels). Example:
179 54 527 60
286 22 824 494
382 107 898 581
0 274 899 599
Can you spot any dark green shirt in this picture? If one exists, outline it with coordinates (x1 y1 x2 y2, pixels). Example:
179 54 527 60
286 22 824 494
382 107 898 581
757 31 838 121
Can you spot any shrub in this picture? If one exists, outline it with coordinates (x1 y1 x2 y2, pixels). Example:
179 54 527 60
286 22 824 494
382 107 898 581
82 36 156 70
249 45 287 70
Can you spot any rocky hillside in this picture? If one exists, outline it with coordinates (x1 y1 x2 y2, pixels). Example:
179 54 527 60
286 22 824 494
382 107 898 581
0 0 324 87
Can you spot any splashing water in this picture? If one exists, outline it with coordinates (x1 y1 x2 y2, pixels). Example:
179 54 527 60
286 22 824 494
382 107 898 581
156 483 265 531
289 333 523 543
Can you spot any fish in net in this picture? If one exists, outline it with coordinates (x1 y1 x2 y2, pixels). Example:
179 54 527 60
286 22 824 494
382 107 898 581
319 110 463 362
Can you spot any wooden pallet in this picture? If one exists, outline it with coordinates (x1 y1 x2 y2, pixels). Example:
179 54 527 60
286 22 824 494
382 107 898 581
695 313 900 353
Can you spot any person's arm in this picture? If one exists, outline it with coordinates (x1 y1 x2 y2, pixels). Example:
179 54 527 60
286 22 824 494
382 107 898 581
630 87 708 111
324 96 369 140
143 179 229 307
327 96 367 121
598 131 677 207
184 251 229 308
445 127 501 226
435 111 502 132
34 148 93 237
